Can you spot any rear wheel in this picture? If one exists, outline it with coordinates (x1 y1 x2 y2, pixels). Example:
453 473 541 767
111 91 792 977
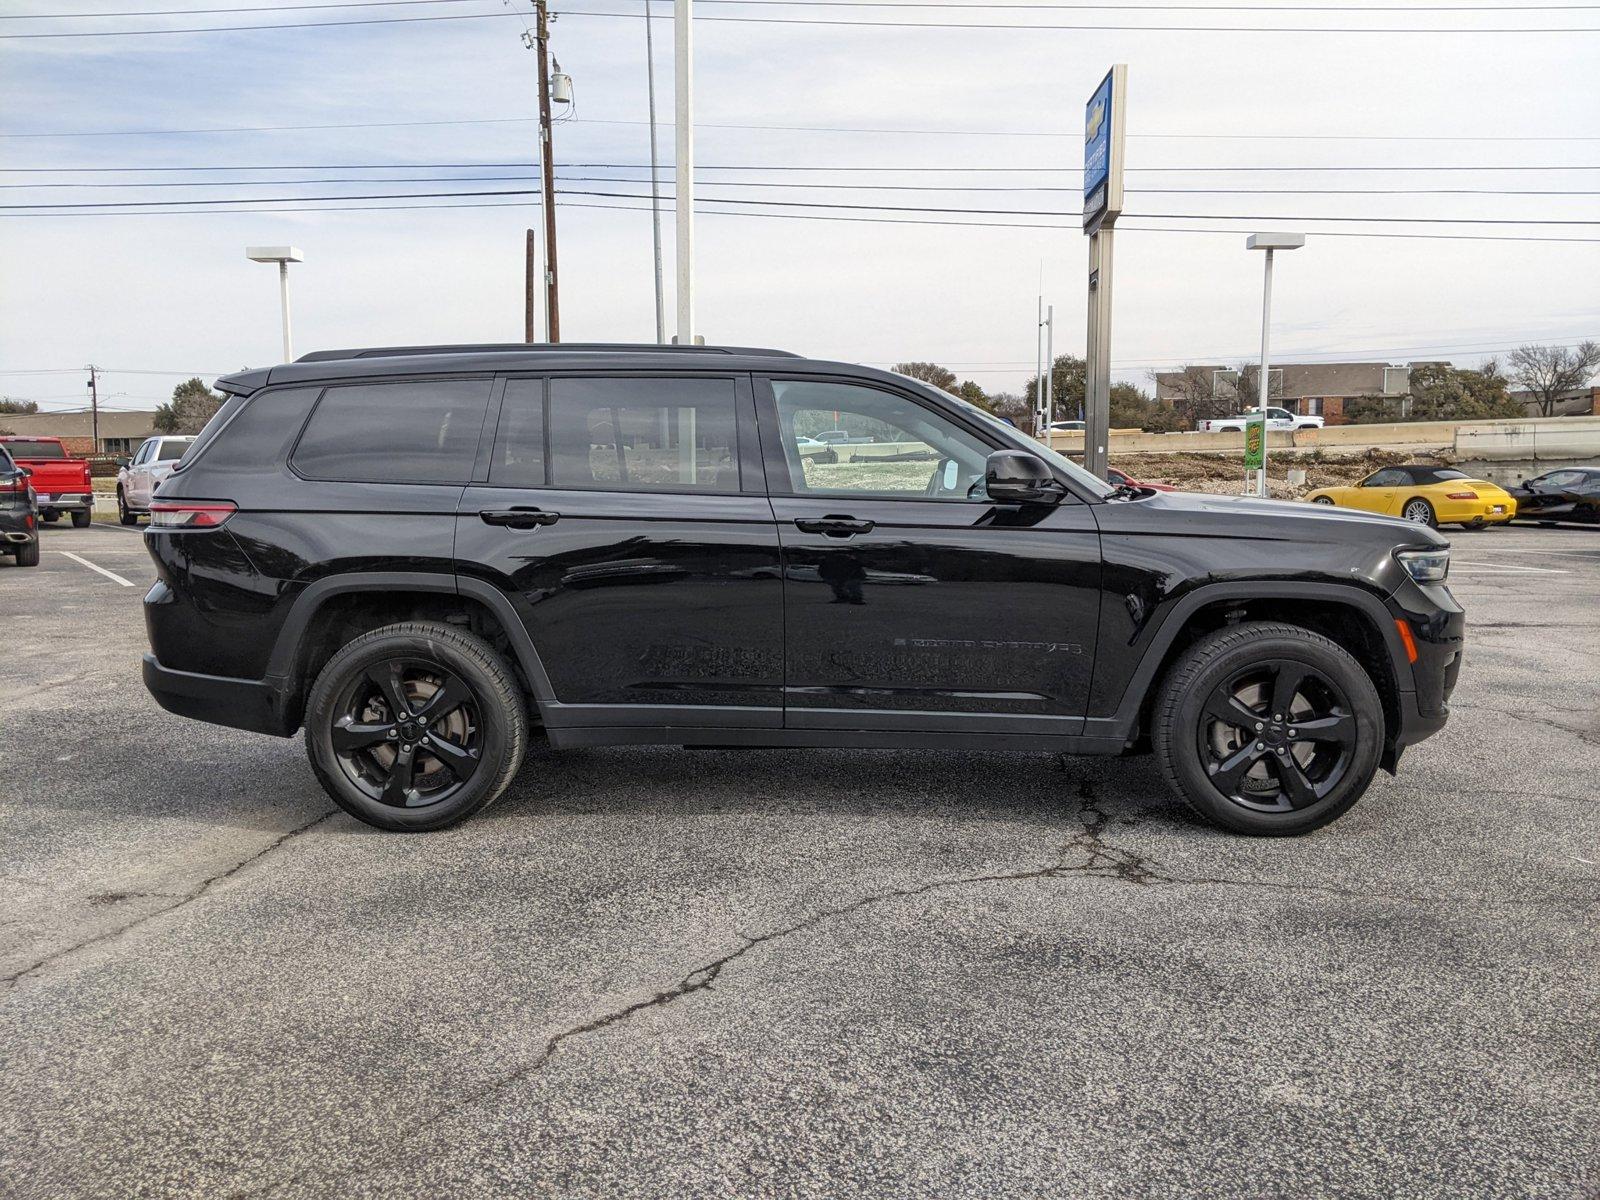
1401 497 1436 527
1152 622 1383 836
41 510 58 523
71 509 91 528
304 621 528 832
15 539 39 567
117 488 138 526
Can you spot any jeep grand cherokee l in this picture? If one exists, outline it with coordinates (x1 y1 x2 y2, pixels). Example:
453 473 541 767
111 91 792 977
141 344 1464 835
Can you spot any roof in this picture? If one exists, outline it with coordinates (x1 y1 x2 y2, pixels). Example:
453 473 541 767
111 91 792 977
296 342 800 363
0 410 161 440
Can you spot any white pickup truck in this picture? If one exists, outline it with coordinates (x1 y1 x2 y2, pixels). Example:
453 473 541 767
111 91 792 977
1196 407 1324 433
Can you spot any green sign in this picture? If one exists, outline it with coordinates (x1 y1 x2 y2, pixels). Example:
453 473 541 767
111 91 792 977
1242 412 1266 470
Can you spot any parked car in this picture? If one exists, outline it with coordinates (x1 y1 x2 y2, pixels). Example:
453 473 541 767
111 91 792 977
1196 408 1324 433
116 435 196 525
0 443 41 567
1307 466 1516 530
1506 467 1600 526
1107 467 1177 493
1049 420 1086 433
142 343 1462 837
0 436 93 527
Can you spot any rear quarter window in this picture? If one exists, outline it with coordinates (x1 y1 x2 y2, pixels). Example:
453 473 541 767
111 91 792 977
291 380 492 485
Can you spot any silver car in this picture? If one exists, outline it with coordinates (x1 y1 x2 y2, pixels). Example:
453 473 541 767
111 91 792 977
117 435 195 525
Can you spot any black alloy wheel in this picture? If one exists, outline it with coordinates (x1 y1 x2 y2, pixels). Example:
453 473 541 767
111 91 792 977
1152 621 1383 835
330 659 483 809
304 621 529 831
1197 660 1356 813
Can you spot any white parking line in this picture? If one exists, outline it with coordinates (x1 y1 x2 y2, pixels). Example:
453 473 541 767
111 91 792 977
1451 561 1570 575
57 551 135 587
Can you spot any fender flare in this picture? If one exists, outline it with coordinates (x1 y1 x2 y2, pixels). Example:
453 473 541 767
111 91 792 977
1086 579 1410 742
264 572 557 708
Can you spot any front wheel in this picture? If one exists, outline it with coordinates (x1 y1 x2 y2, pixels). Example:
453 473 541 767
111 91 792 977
303 621 529 832
1152 621 1383 836
1401 498 1436 527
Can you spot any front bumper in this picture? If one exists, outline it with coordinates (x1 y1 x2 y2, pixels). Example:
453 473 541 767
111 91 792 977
142 653 296 737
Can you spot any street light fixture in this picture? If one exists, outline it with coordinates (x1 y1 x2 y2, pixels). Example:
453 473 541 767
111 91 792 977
1245 232 1304 498
245 245 304 362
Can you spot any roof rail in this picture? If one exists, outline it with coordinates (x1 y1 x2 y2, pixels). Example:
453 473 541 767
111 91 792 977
295 342 800 363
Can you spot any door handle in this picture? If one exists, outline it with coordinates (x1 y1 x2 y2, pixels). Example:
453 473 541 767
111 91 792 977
794 516 874 538
479 506 560 530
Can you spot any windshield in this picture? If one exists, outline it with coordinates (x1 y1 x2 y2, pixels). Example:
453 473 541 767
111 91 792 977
7 441 66 459
945 396 1116 499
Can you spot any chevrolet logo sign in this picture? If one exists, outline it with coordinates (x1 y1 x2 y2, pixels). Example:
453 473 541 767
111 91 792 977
1085 99 1105 143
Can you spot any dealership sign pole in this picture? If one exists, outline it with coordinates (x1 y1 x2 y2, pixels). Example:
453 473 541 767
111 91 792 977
1082 65 1126 481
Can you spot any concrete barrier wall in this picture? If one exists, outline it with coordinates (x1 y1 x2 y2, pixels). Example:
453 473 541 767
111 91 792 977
1046 415 1600 463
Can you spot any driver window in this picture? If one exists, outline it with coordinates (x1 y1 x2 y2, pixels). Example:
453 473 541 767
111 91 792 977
1364 469 1404 487
770 379 992 500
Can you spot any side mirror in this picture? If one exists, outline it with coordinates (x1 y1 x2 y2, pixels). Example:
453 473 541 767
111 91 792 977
986 451 1062 504
18 466 32 478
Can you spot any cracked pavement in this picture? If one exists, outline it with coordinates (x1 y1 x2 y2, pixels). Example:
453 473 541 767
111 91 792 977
2 521 1597 1199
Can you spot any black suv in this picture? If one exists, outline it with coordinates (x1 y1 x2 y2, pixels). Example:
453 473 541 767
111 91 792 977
141 344 1463 835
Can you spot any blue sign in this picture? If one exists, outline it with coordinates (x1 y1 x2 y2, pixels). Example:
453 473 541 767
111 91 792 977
1083 71 1114 205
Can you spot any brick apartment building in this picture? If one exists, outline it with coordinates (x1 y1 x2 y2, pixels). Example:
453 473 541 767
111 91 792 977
0 409 159 456
1154 362 1416 426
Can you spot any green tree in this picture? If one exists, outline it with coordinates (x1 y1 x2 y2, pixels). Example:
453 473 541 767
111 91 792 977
0 397 39 415
891 361 959 394
1345 362 1524 424
153 377 224 434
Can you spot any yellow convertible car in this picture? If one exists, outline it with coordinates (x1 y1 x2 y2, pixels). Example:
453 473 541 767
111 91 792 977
1307 465 1516 529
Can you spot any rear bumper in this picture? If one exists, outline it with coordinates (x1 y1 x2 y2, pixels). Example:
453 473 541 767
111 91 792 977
0 508 36 542
34 493 91 511
142 653 296 737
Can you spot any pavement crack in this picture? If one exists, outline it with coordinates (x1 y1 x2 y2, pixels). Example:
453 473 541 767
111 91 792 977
2 812 335 989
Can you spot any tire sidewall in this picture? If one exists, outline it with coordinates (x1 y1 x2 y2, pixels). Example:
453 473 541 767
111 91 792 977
1161 632 1383 835
1403 498 1436 527
305 630 519 832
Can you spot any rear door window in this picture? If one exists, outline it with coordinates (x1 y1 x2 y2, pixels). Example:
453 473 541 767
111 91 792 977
292 379 492 484
544 377 740 492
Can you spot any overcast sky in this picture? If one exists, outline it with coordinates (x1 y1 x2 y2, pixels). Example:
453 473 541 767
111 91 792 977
3 0 1597 412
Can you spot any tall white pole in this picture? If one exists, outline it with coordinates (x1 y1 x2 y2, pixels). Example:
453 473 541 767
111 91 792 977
1044 303 1054 429
644 0 666 344
1034 294 1044 437
1256 247 1274 498
278 261 294 362
674 0 694 345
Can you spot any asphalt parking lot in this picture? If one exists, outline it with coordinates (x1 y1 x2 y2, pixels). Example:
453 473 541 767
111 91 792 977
2 517 1597 1199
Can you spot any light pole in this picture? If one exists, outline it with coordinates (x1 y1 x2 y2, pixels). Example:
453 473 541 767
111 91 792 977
1245 232 1304 498
246 246 303 362
674 0 695 345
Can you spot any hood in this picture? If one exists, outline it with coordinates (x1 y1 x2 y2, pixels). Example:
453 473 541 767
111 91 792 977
1108 488 1449 548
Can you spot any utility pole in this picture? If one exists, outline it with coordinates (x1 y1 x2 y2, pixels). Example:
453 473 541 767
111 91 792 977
85 365 100 454
531 0 561 341
644 0 666 343
674 0 695 345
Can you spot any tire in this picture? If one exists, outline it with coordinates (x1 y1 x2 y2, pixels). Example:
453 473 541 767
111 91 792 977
41 510 58 523
15 538 40 567
1311 496 1335 506
118 488 138 526
1151 621 1384 836
303 621 528 832
1400 497 1436 527
71 508 91 528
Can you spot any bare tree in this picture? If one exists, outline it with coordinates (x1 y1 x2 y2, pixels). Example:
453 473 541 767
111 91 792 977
1156 364 1281 423
1508 341 1600 417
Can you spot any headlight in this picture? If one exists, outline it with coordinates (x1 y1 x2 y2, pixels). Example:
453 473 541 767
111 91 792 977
1396 547 1449 583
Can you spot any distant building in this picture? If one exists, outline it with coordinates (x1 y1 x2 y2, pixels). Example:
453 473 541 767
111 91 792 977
1512 385 1598 419
1154 362 1418 426
0 409 159 455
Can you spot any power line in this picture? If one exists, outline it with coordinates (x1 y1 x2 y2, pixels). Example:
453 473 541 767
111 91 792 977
0 0 490 16
12 0 1600 14
5 113 1598 141
6 9 1598 36
6 173 1598 197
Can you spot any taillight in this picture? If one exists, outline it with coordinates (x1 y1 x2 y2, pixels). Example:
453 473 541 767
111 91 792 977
2 476 23 495
148 500 236 528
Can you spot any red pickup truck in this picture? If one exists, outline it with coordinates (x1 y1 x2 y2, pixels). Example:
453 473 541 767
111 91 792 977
0 436 94 527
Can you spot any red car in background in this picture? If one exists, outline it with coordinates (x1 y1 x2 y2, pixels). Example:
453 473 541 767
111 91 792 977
0 436 94 527
1108 467 1177 493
